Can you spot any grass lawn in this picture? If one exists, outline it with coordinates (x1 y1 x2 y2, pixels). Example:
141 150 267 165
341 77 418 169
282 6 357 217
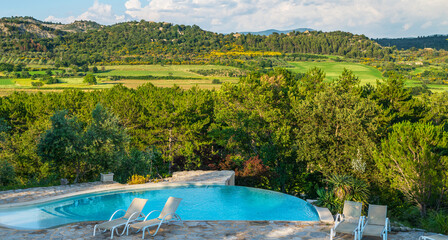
288 61 383 85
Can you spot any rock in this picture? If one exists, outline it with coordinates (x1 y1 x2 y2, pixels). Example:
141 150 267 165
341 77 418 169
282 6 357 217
60 178 69 185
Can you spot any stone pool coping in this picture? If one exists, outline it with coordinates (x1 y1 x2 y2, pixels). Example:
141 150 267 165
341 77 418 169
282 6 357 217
0 170 235 208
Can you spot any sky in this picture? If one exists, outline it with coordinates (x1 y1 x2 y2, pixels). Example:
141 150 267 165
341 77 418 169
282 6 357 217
1 0 447 38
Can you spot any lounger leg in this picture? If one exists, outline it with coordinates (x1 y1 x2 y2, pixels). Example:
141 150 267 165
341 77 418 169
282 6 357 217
142 227 150 239
118 225 127 236
93 225 97 236
330 228 334 240
151 223 163 237
110 227 115 239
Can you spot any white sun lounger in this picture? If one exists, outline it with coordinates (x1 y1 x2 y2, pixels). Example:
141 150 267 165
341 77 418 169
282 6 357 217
93 198 148 239
127 197 182 238
359 204 390 240
420 234 448 240
330 200 364 240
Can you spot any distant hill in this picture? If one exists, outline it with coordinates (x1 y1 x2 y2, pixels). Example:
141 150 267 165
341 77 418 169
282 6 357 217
0 17 390 66
239 28 314 36
0 16 102 38
375 35 448 50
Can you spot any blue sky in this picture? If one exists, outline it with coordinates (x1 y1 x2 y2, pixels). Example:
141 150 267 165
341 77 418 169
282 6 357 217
1 0 447 38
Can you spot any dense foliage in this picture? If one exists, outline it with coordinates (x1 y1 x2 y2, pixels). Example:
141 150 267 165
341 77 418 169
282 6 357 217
376 35 448 50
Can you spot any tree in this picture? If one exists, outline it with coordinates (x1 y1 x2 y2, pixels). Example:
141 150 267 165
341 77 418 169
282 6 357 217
37 110 84 183
84 104 130 173
292 86 378 178
334 68 361 94
31 82 44 88
375 121 448 216
212 69 298 192
84 74 97 85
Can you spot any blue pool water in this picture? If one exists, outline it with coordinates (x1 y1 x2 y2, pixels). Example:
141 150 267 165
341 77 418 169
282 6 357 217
0 185 319 230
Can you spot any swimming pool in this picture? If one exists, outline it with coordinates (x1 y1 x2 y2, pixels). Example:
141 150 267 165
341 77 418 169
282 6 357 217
0 185 320 230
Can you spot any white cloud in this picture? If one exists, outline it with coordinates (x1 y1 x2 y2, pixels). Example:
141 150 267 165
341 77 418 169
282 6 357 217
45 15 77 24
125 0 142 10
45 0 125 25
45 0 448 38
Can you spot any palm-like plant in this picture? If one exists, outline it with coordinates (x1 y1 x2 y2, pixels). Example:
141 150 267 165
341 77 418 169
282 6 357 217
326 174 354 201
349 178 370 204
322 174 370 213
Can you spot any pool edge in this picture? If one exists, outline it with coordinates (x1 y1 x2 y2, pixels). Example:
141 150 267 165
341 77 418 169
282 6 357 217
0 182 225 209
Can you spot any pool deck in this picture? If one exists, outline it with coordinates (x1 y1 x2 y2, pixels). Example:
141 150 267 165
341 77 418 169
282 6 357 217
0 220 426 239
0 171 431 239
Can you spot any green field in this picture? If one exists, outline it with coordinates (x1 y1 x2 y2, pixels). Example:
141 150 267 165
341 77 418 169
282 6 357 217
0 65 241 95
2 62 447 95
0 79 14 86
288 61 383 85
95 64 239 78
288 61 448 92
29 70 62 75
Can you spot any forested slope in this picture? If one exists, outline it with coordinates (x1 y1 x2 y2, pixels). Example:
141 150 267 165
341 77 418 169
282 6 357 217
375 35 448 50
0 17 390 66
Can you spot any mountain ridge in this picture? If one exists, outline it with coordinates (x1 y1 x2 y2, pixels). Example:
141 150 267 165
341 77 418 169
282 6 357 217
238 28 314 36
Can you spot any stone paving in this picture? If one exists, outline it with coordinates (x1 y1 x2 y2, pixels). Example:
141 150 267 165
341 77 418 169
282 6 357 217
0 171 432 239
0 220 427 239
0 182 122 205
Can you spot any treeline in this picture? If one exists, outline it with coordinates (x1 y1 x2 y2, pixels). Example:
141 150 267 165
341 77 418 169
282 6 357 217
0 17 392 66
375 35 448 50
1 68 448 232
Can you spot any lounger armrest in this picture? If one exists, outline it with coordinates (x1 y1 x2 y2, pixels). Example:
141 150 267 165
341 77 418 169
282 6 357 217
386 217 390 232
160 212 177 221
126 211 142 222
358 216 365 231
335 213 342 222
334 213 343 225
143 210 161 221
332 213 343 230
110 209 126 221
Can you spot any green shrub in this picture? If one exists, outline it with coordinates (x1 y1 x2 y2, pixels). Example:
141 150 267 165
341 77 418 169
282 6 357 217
114 147 165 183
421 210 448 234
83 74 97 85
31 81 44 87
0 159 16 186
315 188 342 214
212 79 221 84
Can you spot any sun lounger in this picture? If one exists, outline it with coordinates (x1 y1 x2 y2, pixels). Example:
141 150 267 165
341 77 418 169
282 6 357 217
360 204 390 240
127 197 182 238
93 198 148 239
420 234 448 240
330 200 364 240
